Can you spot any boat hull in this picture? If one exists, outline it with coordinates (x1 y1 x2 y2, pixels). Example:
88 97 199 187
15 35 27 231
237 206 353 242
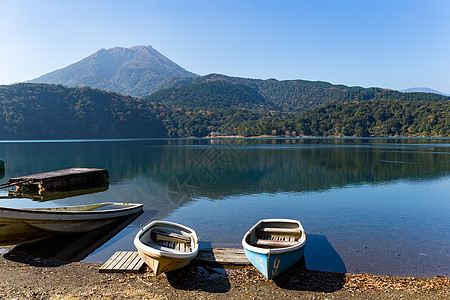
0 203 143 245
243 244 306 279
134 220 198 275
136 248 193 276
242 218 307 279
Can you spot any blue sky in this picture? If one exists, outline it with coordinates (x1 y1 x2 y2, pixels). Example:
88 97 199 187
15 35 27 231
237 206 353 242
1 0 449 93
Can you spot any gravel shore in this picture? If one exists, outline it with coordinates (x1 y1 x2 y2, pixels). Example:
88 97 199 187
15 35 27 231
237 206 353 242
0 252 448 299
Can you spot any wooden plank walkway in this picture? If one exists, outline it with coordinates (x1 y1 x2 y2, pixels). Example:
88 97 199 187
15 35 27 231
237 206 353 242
195 248 249 265
99 251 145 273
99 248 250 273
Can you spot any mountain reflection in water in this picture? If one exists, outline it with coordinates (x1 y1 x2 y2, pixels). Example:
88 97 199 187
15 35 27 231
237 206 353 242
0 138 448 276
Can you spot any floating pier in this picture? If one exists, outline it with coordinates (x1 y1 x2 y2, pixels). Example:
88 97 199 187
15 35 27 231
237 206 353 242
99 248 250 273
8 185 109 202
7 168 109 193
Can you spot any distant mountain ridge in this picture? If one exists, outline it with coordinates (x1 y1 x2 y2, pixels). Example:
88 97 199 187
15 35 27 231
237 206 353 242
28 45 197 97
401 87 449 96
148 73 449 112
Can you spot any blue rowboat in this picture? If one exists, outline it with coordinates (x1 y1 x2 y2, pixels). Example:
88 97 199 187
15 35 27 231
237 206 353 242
242 219 307 279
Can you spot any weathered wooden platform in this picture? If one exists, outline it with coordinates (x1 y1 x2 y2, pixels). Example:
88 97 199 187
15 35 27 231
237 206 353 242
7 168 109 192
195 248 249 265
99 248 250 273
8 185 109 202
99 251 145 273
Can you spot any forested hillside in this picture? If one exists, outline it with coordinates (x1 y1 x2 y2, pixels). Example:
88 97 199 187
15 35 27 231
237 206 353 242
145 80 269 110
0 83 448 139
0 83 165 139
233 100 450 137
160 74 449 112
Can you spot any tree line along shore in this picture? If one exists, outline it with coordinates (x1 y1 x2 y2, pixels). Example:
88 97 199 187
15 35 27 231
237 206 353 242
0 82 448 140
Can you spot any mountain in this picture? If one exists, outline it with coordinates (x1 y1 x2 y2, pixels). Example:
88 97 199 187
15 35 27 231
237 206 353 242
28 45 197 97
401 87 449 96
149 73 450 112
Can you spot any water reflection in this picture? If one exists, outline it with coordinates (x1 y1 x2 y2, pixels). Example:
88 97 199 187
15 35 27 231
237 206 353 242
1 139 448 200
4 211 142 264
0 138 448 276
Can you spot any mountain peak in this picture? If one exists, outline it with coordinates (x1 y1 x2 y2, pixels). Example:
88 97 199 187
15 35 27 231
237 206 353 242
129 45 153 50
28 45 197 97
401 87 449 96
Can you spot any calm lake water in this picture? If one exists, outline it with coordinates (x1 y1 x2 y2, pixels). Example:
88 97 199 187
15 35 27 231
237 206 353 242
0 138 449 277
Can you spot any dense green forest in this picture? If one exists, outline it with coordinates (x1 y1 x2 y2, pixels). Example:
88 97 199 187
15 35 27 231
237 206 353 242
232 100 450 137
0 82 449 139
159 74 449 112
0 83 165 139
145 80 268 110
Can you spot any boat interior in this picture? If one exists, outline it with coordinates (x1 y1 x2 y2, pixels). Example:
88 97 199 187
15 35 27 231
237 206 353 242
143 226 192 253
248 222 303 249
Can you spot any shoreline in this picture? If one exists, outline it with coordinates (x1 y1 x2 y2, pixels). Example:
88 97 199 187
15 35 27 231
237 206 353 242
0 135 449 143
1 252 448 299
205 135 450 139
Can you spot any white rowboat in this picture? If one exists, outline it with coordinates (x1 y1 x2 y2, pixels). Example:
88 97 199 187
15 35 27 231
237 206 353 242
134 220 198 275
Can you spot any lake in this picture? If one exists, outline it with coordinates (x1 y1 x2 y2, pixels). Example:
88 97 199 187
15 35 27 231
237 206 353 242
0 138 449 277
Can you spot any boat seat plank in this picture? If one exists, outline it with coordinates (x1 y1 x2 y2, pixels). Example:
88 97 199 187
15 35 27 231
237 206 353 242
144 241 189 254
257 227 301 234
252 239 300 248
156 234 191 243
152 228 191 242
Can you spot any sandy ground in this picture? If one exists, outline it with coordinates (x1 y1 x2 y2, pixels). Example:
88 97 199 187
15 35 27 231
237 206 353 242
0 251 448 300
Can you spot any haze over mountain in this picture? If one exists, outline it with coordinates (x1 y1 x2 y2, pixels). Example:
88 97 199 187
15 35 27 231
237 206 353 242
401 87 449 96
28 45 197 97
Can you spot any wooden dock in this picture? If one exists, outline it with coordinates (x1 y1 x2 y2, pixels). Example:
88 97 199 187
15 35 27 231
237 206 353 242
8 185 109 202
99 248 250 273
195 248 249 265
99 251 145 273
7 168 109 192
